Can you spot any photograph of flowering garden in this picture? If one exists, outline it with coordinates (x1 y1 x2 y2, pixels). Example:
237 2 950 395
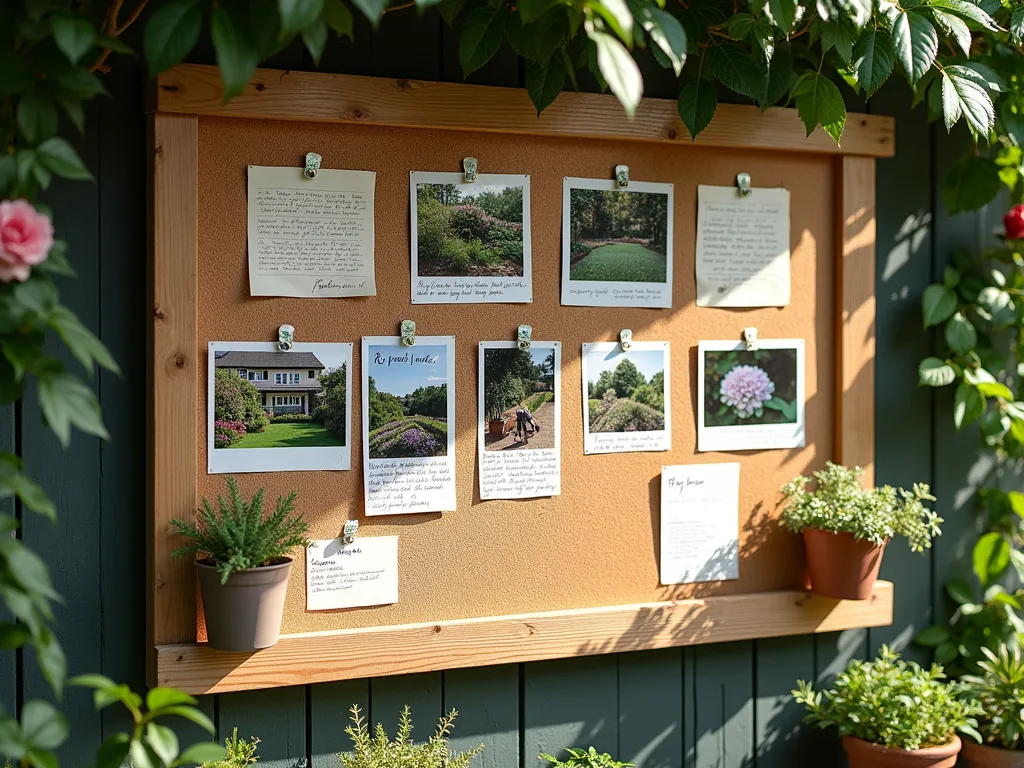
585 349 666 433
703 348 798 427
366 344 449 459
415 181 526 277
568 185 669 283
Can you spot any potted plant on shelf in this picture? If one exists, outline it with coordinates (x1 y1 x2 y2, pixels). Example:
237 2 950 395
780 462 942 599
171 476 310 652
959 645 1024 767
793 646 983 768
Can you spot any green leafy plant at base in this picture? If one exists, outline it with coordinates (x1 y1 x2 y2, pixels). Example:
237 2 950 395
960 644 1024 750
170 476 310 584
780 462 941 551
540 746 635 768
338 705 482 768
201 728 261 767
792 646 983 751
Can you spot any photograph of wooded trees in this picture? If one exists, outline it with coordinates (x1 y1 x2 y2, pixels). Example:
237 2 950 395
586 351 666 433
568 187 669 283
367 344 449 459
416 182 526 277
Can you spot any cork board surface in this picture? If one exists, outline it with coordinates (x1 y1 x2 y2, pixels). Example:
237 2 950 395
195 115 835 636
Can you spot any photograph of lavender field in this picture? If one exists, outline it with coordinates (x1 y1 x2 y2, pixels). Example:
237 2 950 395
366 344 448 459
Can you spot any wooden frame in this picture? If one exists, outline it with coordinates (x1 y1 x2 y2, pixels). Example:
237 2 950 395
148 64 893 694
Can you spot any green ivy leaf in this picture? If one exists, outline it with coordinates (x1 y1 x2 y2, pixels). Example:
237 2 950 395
934 641 959 664
94 734 131 768
973 531 1011 586
588 0 634 46
953 382 984 429
518 0 556 24
525 52 566 114
35 629 66 697
51 16 95 65
48 307 121 376
459 6 506 77
324 0 354 37
144 0 203 76
505 12 567 62
1012 5 1024 43
942 154 1001 214
940 65 995 138
707 44 765 101
927 9 970 57
279 0 325 35
792 72 846 143
20 700 67 751
944 311 977 354
301 18 328 65
35 138 92 181
588 26 643 117
768 0 798 34
210 7 259 102
16 90 59 146
919 356 956 386
677 78 717 138
946 578 974 605
759 47 791 108
852 27 894 97
822 21 855 64
37 372 108 447
51 67 107 103
175 743 228 767
914 625 950 646
925 0 1001 31
980 407 1011 445
642 7 686 76
976 380 1013 399
892 10 937 85
959 61 1006 93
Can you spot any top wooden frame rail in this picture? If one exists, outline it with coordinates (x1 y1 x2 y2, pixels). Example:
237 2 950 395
152 64 895 158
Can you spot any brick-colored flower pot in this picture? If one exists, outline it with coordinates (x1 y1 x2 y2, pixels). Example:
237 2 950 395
962 741 1024 768
489 419 505 435
196 558 291 652
803 529 886 600
843 735 961 768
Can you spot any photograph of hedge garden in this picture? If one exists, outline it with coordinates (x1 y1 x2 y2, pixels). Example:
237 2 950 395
415 182 526 277
568 186 669 283
585 349 666 433
366 344 449 459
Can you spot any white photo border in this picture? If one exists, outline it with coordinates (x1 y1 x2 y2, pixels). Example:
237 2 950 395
207 341 352 474
697 338 806 452
561 177 674 309
581 341 672 454
410 171 532 304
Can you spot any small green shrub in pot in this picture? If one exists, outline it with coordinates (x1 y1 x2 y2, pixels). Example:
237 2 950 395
338 705 482 768
540 746 635 768
959 645 1024 767
793 646 982 768
780 462 942 599
171 477 309 651
202 728 260 767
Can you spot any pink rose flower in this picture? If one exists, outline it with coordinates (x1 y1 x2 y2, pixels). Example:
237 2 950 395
0 199 54 282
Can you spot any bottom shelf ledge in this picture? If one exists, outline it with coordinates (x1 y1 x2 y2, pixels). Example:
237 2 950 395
156 580 893 694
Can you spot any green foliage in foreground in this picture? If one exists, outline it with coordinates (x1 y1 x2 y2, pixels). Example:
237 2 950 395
170 476 310 583
793 646 983 751
202 728 261 767
960 644 1024 750
780 461 941 551
541 746 635 768
339 706 482 768
569 244 667 283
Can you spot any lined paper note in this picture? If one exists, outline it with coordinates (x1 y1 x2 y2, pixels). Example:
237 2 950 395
695 185 790 307
306 536 398 611
247 166 376 298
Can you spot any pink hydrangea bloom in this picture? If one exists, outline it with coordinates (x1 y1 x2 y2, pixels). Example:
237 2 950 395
0 199 53 282
720 365 775 418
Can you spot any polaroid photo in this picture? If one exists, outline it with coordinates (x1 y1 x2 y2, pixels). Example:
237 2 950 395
478 341 561 500
697 339 806 452
410 172 532 304
581 341 671 454
561 177 674 308
207 341 352 473
362 335 456 515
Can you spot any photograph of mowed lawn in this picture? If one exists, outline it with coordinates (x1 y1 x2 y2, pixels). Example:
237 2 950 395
567 184 670 282
212 348 348 449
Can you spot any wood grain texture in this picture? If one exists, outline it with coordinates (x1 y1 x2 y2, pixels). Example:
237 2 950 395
148 112 199 681
153 64 894 157
836 155 877 485
155 582 893 694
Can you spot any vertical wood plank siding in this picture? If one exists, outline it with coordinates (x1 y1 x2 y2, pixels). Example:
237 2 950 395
4 21 984 768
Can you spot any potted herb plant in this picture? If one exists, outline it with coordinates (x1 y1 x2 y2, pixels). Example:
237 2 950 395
780 462 942 600
959 645 1024 767
540 746 635 768
171 476 310 652
339 705 482 768
793 646 982 768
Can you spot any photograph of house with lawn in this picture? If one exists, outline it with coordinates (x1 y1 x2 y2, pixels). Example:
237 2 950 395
483 345 556 452
366 344 449 459
567 183 670 283
212 347 348 450
414 179 526 277
585 349 667 433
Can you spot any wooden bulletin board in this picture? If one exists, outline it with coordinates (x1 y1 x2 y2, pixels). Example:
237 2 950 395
148 64 894 694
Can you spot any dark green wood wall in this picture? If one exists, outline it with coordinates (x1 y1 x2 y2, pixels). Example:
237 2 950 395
4 16 1000 768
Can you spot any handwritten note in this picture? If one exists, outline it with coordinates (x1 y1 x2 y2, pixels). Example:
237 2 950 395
305 536 398 611
415 278 531 303
365 457 456 514
695 185 790 307
247 166 376 298
660 463 740 585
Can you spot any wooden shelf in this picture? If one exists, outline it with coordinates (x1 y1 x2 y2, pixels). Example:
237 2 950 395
156 581 893 694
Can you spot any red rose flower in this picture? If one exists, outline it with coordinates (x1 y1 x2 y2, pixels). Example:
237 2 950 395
1004 204 1024 241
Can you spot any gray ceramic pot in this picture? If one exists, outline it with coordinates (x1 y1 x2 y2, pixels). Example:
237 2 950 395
196 558 291 652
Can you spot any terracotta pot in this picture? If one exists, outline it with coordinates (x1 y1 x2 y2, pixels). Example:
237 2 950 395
962 740 1024 768
843 735 961 768
488 419 505 435
196 558 291 652
803 528 886 600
